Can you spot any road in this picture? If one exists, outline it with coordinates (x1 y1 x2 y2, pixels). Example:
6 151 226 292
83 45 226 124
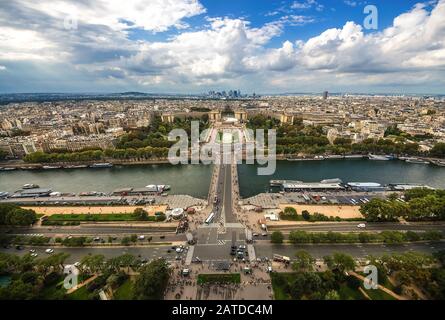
3 241 443 264
270 222 445 233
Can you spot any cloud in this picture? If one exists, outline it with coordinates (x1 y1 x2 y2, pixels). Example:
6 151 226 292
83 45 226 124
291 0 324 12
0 0 444 93
0 65 6 71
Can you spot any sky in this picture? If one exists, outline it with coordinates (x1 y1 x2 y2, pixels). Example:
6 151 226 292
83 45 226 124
0 0 444 94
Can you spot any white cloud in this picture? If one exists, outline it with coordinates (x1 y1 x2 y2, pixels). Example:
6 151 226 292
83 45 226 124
0 65 6 71
0 0 444 93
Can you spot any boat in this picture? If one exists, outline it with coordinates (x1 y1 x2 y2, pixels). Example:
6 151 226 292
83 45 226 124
431 160 445 167
0 167 17 171
325 155 344 159
321 178 343 184
368 154 391 161
22 184 40 189
344 155 364 159
42 165 62 169
405 158 430 165
64 165 88 169
90 163 113 168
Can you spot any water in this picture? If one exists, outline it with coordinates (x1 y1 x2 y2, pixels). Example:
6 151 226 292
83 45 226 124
0 164 213 199
1 160 445 199
238 159 445 198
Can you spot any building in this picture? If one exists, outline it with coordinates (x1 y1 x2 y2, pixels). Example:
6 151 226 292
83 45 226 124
234 109 248 122
280 113 295 125
323 91 329 100
208 110 222 123
161 113 175 123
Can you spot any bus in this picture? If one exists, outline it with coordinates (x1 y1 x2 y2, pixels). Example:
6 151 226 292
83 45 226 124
205 212 215 225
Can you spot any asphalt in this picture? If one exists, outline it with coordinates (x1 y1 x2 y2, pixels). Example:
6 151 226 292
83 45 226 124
3 241 443 264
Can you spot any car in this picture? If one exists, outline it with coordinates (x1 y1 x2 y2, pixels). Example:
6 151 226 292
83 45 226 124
262 233 268 237
93 237 101 242
138 235 145 240
160 235 165 239
357 223 366 229
29 249 36 253
45 248 54 254
167 249 172 253
30 253 38 258
175 255 181 260
253 233 259 237
266 266 273 273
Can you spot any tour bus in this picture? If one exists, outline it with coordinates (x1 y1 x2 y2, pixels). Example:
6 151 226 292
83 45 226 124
273 254 291 264
205 212 215 225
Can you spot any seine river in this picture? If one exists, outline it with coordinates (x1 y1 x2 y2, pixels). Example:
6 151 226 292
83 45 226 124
1 159 445 199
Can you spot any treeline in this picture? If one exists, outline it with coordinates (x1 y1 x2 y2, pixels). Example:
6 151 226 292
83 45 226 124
117 115 209 149
24 146 170 163
360 188 445 221
247 115 445 158
288 230 442 244
0 204 37 226
0 252 171 300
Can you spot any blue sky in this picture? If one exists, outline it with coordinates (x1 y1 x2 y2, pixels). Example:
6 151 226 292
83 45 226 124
0 0 444 94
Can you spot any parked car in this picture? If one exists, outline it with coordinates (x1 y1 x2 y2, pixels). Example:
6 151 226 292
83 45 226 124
45 248 54 254
357 223 366 229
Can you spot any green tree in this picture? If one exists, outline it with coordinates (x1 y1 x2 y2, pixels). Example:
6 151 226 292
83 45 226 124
324 252 355 273
270 231 284 244
133 259 170 300
133 208 148 221
324 290 340 300
293 250 315 272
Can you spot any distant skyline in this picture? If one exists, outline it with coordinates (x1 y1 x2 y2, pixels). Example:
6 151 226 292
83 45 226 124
0 0 444 94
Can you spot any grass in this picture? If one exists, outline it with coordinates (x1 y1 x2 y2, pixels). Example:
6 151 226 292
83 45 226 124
338 284 366 300
67 286 92 300
113 279 134 300
197 273 241 285
47 214 158 222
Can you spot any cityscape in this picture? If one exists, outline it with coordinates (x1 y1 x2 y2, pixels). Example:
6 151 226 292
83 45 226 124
0 0 445 309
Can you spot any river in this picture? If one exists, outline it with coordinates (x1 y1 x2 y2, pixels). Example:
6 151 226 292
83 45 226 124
1 159 445 199
238 159 445 198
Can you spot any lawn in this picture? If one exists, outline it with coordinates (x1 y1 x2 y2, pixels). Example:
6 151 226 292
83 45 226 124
67 286 92 300
113 279 134 300
197 273 241 285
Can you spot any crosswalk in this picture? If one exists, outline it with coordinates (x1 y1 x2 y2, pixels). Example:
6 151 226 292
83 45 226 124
217 240 226 245
21 234 44 237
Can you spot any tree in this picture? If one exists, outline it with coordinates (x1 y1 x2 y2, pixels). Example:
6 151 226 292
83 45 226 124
133 208 148 221
133 259 170 300
301 210 311 221
271 231 284 244
0 150 8 160
430 143 445 158
293 250 315 272
80 254 105 274
324 290 340 300
289 272 322 300
325 252 355 273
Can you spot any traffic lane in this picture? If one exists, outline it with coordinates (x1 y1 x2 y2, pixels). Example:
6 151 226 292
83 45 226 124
223 164 237 224
0 245 182 264
196 226 218 245
273 222 445 233
254 242 445 259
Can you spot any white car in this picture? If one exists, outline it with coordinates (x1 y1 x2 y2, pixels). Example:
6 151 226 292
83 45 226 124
176 247 183 253
29 249 36 253
31 253 38 258
357 223 366 229
45 248 54 254
138 235 145 240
